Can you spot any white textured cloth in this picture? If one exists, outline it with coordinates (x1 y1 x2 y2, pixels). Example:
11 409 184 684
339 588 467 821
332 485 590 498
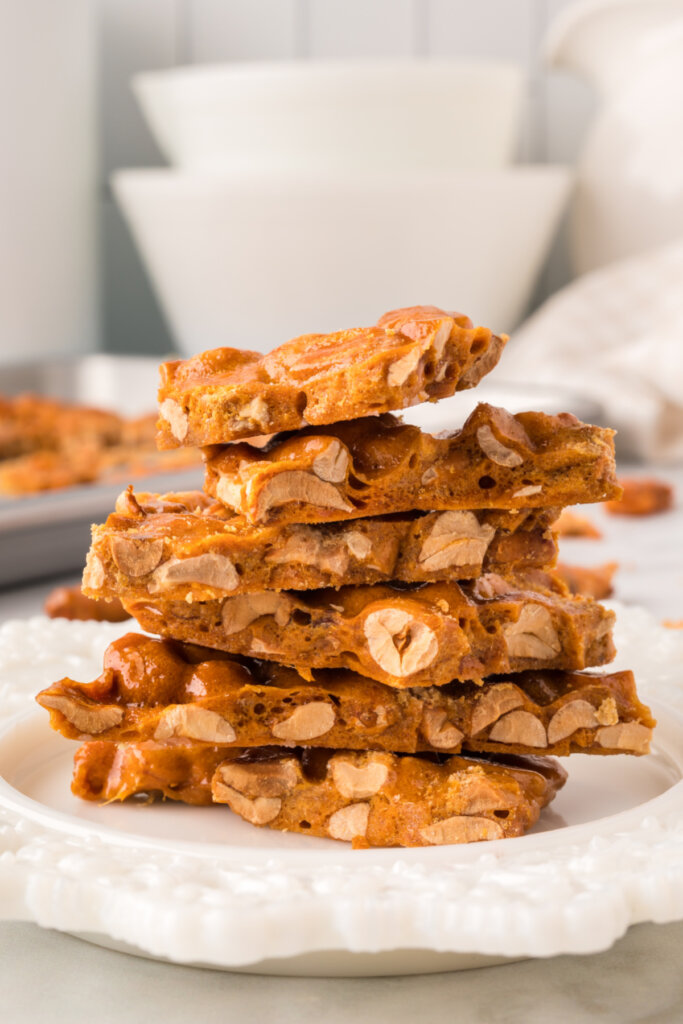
507 240 683 462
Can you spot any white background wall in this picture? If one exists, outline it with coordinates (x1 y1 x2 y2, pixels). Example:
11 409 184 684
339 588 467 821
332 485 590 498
98 0 594 354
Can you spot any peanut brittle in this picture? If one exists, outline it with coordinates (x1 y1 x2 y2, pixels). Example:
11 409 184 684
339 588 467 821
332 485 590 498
123 572 615 688
203 404 619 525
83 487 558 602
157 306 507 448
0 395 202 498
555 562 618 600
72 739 234 806
0 448 100 494
553 508 603 539
605 477 674 516
71 740 566 847
0 443 201 497
37 633 654 756
44 584 131 624
0 393 123 460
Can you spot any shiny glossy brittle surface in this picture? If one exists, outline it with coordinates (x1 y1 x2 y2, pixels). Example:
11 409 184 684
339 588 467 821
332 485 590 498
37 633 654 757
83 486 559 601
123 572 616 688
157 306 507 447
203 403 619 525
70 738 565 848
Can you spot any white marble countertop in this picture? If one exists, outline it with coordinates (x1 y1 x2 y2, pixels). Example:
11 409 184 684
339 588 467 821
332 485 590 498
1 467 682 1021
2 918 683 1024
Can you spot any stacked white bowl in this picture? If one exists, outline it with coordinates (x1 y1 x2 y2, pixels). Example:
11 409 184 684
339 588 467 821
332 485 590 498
115 60 572 354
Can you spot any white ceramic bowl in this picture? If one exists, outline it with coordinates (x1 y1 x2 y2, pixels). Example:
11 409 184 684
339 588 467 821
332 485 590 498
112 167 572 355
133 60 525 172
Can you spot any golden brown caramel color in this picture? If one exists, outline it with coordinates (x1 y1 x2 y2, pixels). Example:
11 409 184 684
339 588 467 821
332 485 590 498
122 572 615 689
212 747 566 846
0 396 202 497
0 449 102 494
82 486 559 601
37 633 654 757
157 306 507 447
44 584 131 623
203 404 619 526
554 509 603 539
71 739 566 847
0 393 123 460
555 562 618 600
71 740 239 805
605 477 674 516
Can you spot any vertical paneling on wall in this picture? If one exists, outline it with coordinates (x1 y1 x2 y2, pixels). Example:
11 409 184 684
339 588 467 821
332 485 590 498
187 0 300 62
99 0 591 355
99 0 181 356
306 0 418 58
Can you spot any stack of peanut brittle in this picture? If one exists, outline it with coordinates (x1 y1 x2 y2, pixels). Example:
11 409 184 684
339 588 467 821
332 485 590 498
37 306 655 849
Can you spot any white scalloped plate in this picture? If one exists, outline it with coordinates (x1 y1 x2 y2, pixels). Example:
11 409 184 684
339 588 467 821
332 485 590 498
1 611 683 975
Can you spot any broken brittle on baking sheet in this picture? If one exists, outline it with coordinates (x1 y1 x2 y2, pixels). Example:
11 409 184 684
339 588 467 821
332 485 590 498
0 396 201 497
0 393 122 460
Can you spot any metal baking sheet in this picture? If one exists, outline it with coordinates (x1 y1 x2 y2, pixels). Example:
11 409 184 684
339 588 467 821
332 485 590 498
0 353 167 417
0 354 202 588
0 355 604 589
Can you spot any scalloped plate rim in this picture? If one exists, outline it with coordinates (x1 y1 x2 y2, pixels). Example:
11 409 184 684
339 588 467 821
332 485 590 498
2 608 683 971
